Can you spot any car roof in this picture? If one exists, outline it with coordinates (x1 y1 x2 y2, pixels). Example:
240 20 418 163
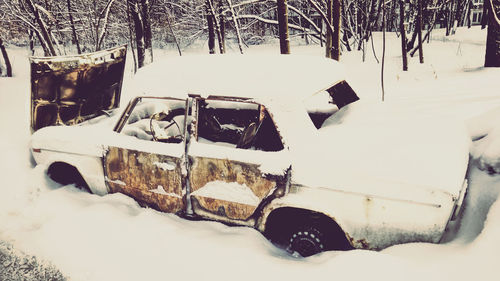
132 54 346 103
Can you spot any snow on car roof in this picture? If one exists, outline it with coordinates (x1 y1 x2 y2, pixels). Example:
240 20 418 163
132 54 346 102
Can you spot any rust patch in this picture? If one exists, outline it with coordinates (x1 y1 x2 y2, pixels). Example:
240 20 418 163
30 45 126 132
191 197 257 220
104 147 185 214
189 157 281 221
345 232 371 249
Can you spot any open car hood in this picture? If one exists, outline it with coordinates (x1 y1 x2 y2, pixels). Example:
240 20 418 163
30 45 126 132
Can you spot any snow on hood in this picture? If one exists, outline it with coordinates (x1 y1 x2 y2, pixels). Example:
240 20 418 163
30 124 110 157
291 101 470 199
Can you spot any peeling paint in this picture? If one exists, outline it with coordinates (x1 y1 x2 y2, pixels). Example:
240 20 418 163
189 156 281 221
30 45 126 132
104 147 185 214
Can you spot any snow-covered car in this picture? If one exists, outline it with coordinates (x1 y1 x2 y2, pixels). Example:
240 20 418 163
30 50 470 257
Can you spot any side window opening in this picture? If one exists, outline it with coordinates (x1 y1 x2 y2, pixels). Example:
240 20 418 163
305 80 359 129
120 98 187 143
196 99 284 152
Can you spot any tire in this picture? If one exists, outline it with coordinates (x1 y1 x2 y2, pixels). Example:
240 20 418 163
287 226 326 257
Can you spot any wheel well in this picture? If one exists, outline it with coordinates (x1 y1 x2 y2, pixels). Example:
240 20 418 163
47 162 90 192
263 207 352 250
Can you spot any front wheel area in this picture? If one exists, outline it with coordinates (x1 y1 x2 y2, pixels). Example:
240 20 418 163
288 226 327 257
264 208 352 257
47 162 90 192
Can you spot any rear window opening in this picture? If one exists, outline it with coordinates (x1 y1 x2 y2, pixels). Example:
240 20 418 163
304 80 359 129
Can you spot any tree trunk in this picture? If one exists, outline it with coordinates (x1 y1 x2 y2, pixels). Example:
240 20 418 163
417 0 424 63
165 10 182 56
226 0 244 54
400 0 408 71
332 0 341 61
325 0 333 58
218 0 226 53
25 0 57 56
206 0 225 54
207 8 216 54
140 0 153 65
381 0 386 101
0 37 12 77
66 0 81 54
276 0 290 54
29 29 35 55
485 0 500 67
128 0 145 68
126 0 138 73
482 0 490 29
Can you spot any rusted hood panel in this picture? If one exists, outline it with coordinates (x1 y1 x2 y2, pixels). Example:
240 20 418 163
30 45 126 132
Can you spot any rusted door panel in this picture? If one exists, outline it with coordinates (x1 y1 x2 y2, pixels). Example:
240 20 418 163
30 45 126 132
189 156 285 221
104 147 185 213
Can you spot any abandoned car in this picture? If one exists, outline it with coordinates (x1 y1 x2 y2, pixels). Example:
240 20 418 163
29 47 470 257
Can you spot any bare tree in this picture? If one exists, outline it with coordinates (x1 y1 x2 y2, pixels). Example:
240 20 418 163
399 0 408 71
417 0 424 63
0 36 12 77
332 0 341 61
485 0 500 67
66 0 81 54
206 7 216 54
24 0 57 56
226 0 244 54
277 0 290 54
128 0 146 68
128 0 153 68
206 0 225 53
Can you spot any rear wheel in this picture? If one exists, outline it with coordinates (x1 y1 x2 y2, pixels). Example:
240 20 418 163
264 208 352 257
288 226 326 257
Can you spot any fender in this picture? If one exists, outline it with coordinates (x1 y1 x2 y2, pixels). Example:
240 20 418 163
32 148 108 196
257 183 456 250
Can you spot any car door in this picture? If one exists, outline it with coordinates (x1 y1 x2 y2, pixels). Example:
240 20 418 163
187 97 290 224
103 97 189 214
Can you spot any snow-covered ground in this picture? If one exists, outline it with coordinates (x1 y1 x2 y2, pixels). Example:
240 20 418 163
1 26 500 281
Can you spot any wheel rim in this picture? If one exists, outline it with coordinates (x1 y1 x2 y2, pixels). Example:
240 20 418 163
289 229 324 257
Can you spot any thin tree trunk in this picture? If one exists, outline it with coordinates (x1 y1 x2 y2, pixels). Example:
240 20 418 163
400 0 408 71
417 0 424 63
0 37 12 77
25 0 57 56
66 0 81 54
206 0 225 54
485 0 500 67
325 0 333 58
381 0 386 102
332 0 341 61
141 0 153 64
165 10 182 56
226 0 244 54
126 0 138 73
128 0 145 68
29 29 35 55
207 8 216 54
97 0 115 51
277 0 290 54
218 0 226 52
482 0 489 29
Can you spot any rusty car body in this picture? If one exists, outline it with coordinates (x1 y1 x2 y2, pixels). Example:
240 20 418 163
30 54 470 257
